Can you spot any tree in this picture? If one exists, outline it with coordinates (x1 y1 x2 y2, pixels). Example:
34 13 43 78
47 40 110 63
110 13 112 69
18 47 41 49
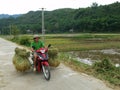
91 2 98 8
11 25 20 38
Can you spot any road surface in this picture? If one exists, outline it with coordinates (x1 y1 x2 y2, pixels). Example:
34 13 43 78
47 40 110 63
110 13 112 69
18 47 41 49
0 38 113 90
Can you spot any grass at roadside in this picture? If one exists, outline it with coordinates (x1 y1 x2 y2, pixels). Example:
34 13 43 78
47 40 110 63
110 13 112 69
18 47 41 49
58 52 120 88
58 52 92 73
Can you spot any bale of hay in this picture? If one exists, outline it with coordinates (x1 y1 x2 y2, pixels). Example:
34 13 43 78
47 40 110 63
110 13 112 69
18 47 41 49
48 48 58 58
15 47 30 57
48 47 60 67
13 47 31 72
48 59 60 67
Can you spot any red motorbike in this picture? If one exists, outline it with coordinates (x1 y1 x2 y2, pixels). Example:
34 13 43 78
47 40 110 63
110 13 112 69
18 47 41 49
32 44 51 80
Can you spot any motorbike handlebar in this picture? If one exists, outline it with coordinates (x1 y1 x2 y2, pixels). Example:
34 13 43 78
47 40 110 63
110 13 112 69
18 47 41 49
48 44 51 48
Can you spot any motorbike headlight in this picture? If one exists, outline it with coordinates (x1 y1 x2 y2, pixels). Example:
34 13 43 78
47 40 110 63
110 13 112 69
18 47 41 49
40 50 45 53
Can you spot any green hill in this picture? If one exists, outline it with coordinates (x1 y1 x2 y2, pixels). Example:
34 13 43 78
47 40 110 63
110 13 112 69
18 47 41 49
0 2 120 34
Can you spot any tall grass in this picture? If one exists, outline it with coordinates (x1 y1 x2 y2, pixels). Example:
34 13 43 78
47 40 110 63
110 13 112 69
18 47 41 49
93 59 120 86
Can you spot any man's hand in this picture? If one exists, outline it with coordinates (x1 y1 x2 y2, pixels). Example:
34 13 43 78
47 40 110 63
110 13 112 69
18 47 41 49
31 48 35 52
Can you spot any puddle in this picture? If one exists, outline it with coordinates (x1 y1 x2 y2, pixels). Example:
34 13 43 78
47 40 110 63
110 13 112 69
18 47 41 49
76 57 120 67
76 57 93 66
91 49 120 55
115 64 120 67
101 49 120 54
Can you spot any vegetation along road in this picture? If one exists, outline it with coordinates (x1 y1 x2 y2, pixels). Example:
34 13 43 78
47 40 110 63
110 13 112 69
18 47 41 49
0 37 113 90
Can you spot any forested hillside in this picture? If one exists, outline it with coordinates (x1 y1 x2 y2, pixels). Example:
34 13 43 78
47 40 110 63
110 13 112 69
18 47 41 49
0 2 120 34
0 14 21 19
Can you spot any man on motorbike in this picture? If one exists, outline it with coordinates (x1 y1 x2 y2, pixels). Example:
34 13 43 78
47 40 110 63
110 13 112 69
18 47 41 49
30 35 44 71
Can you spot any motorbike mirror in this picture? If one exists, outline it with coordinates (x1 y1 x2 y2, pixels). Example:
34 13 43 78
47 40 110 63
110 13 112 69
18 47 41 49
48 44 51 48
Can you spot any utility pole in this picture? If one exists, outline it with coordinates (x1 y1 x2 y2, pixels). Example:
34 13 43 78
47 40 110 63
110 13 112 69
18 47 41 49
9 25 11 36
41 8 45 41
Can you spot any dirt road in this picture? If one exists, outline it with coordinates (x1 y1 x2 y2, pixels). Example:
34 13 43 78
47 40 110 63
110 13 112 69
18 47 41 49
0 38 113 90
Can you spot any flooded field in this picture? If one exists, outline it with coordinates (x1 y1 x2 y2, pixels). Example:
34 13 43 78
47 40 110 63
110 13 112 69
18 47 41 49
69 49 120 66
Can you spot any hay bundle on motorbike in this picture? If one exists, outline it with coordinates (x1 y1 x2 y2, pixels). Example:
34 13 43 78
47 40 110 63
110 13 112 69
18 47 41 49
48 47 60 67
13 47 31 72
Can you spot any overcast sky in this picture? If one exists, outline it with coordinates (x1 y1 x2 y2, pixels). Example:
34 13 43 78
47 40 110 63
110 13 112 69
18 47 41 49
0 0 119 15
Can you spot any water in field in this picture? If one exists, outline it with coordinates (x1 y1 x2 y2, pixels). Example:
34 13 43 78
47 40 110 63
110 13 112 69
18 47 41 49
69 49 120 66
76 57 93 66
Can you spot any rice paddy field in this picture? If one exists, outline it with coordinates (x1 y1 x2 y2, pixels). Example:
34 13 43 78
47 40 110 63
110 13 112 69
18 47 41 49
2 33 120 51
44 33 120 51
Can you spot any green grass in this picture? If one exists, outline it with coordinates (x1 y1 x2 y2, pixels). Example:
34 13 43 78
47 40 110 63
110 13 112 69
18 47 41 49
2 33 120 51
93 58 120 86
46 34 120 51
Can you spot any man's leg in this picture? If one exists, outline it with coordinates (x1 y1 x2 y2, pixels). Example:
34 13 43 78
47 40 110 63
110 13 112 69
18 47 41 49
34 53 37 71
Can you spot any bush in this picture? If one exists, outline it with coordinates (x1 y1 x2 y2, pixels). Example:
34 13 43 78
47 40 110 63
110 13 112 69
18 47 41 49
11 36 20 43
93 59 120 86
19 36 31 46
93 58 115 73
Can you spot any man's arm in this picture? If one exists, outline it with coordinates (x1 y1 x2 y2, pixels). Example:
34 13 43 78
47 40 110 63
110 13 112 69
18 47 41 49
30 42 35 52
41 41 45 47
31 46 35 52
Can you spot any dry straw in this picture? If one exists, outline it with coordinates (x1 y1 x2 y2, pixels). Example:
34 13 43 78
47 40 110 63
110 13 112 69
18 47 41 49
48 47 60 67
13 47 31 72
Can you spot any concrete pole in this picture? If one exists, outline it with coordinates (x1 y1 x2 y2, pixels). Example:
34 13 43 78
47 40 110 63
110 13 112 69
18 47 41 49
41 8 45 41
9 25 11 36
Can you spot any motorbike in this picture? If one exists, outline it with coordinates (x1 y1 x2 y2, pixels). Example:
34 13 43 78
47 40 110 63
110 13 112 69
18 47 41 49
31 44 51 81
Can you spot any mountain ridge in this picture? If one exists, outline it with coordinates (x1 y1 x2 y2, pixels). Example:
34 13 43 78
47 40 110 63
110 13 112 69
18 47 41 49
0 14 21 19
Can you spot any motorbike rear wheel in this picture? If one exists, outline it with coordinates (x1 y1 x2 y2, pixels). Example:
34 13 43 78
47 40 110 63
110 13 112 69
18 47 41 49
42 65 51 81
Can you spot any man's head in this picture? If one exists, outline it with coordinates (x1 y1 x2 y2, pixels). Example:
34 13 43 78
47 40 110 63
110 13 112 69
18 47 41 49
33 35 40 42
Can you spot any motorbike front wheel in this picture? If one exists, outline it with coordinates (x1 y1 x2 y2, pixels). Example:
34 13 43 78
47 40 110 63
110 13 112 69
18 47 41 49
42 65 51 81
